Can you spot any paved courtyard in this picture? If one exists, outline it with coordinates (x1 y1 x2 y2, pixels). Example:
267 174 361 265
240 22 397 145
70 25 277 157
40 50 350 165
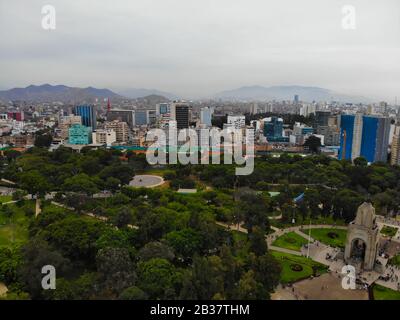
272 273 369 300
129 175 165 188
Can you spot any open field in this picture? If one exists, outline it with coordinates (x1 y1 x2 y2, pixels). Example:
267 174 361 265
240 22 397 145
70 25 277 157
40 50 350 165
272 232 309 251
302 228 347 248
373 285 400 300
0 202 33 248
380 226 398 238
271 251 328 284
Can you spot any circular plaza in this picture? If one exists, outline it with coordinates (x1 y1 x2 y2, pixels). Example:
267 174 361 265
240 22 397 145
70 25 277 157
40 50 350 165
129 175 165 188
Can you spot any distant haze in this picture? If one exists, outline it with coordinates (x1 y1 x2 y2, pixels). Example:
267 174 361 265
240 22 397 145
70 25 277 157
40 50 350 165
0 0 399 101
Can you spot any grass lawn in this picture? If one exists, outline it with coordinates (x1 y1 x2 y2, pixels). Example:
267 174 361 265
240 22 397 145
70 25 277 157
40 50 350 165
388 255 400 267
0 202 33 248
270 215 346 229
380 226 398 238
231 230 248 243
272 232 308 252
373 285 400 300
271 251 328 284
301 228 347 248
0 195 13 204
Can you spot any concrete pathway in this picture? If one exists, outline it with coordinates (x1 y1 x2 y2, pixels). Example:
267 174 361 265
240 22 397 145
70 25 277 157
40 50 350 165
51 201 139 230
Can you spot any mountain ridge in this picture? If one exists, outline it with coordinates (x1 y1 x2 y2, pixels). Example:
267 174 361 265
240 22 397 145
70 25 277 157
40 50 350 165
0 84 123 103
213 85 370 103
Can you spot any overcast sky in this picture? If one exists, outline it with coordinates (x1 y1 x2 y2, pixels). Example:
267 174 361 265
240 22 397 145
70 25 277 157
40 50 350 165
0 0 399 100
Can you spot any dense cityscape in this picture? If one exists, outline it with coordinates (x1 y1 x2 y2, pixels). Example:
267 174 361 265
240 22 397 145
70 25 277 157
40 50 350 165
0 86 399 302
1 1 400 315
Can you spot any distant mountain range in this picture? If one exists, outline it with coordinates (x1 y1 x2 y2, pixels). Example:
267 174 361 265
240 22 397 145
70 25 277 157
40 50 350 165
116 88 178 100
213 85 370 103
0 84 123 103
0 84 370 104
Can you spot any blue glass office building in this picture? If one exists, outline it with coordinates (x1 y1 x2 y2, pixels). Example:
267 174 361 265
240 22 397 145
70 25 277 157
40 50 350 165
74 105 96 130
264 117 289 143
361 116 390 163
339 115 390 163
338 115 355 160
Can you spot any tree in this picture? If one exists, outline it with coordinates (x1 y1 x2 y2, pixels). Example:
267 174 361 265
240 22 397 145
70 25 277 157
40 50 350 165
96 247 136 295
18 170 51 197
62 173 99 196
164 228 202 260
251 254 281 294
353 157 368 167
239 193 271 234
50 273 98 300
112 206 133 229
304 135 321 154
41 217 107 262
19 239 71 299
236 270 265 299
65 193 89 214
332 189 364 222
138 242 175 262
249 227 267 256
105 177 121 193
119 286 148 300
4 150 21 162
137 258 180 299
34 134 53 148
0 245 22 285
95 229 132 252
180 255 224 300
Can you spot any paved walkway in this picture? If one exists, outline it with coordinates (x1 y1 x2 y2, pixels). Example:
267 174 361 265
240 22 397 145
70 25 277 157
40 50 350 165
216 221 345 257
51 201 138 229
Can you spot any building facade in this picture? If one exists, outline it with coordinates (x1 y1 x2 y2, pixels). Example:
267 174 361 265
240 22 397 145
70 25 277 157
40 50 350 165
171 103 189 129
263 117 287 142
105 120 129 143
339 114 390 163
74 105 96 130
107 110 135 128
92 129 116 146
200 107 212 127
391 126 400 165
59 115 82 139
68 124 92 145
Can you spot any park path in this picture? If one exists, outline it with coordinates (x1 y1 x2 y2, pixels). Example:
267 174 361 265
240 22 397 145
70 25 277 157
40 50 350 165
216 221 348 257
50 201 139 229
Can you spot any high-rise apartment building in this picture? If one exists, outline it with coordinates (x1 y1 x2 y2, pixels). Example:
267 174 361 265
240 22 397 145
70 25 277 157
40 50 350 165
74 105 96 130
68 124 92 145
263 117 288 142
171 103 189 129
59 115 82 139
300 104 316 117
92 129 117 146
226 116 246 130
200 107 212 127
339 114 391 163
105 120 129 143
315 111 331 128
390 126 400 165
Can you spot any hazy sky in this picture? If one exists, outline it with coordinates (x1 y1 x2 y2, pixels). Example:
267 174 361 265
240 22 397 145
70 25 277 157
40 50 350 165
0 0 400 100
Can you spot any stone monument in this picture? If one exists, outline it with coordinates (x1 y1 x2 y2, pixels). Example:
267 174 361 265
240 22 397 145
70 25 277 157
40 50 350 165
344 202 379 271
